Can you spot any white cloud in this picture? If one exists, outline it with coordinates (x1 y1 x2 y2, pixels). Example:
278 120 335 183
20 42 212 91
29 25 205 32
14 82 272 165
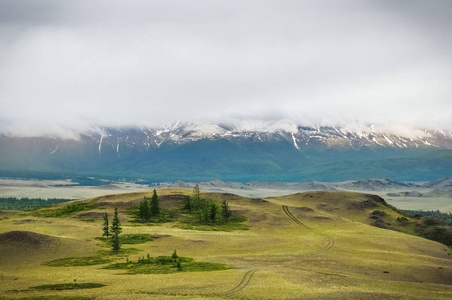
0 0 451 137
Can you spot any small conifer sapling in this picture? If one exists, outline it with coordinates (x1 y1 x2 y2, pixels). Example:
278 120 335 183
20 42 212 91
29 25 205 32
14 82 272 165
102 212 110 238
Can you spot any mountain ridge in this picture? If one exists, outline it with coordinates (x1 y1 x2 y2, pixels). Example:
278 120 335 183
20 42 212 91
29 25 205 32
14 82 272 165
75 122 452 150
1 123 451 182
3 122 452 150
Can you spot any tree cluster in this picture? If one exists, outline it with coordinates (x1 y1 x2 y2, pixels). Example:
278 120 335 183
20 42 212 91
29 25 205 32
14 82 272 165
402 209 452 221
131 250 183 272
183 184 233 225
0 197 71 210
138 189 160 222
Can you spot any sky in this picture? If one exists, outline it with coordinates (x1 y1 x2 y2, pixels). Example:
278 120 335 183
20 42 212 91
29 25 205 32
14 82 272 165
0 0 451 136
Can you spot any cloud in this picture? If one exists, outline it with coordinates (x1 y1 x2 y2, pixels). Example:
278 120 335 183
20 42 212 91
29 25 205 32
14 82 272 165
0 0 451 137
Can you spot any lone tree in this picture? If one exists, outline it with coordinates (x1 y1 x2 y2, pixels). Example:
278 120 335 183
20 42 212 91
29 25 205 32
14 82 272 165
150 189 160 217
110 207 122 252
102 212 110 238
172 250 178 260
221 200 232 222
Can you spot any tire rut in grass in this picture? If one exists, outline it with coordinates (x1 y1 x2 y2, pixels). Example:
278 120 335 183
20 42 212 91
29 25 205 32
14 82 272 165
219 269 258 297
282 205 335 254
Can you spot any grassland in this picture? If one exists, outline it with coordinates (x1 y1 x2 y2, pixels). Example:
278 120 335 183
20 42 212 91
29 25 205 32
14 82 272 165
0 189 451 299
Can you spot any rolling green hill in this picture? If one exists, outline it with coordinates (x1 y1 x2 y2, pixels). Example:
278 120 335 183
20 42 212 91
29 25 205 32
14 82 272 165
0 189 451 299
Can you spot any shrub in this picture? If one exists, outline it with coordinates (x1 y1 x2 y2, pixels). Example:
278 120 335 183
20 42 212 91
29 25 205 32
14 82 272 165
397 217 408 224
44 256 112 267
32 283 106 290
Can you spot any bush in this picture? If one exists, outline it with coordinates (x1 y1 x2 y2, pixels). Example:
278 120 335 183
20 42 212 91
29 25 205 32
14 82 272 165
32 283 106 290
120 234 152 244
373 218 387 228
104 255 229 274
44 256 112 267
424 227 452 246
424 216 449 226
370 210 387 219
397 217 409 224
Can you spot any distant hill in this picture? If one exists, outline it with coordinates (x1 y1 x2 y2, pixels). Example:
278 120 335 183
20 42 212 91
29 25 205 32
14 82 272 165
336 179 414 191
425 178 452 190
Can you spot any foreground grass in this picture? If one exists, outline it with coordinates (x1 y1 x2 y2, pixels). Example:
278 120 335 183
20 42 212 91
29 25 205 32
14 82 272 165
1 189 451 300
18 297 90 300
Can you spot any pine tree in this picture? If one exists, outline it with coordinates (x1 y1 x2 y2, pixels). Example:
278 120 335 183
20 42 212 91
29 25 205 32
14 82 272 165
139 200 144 220
102 212 110 238
139 197 150 221
192 184 201 209
172 250 178 260
176 260 182 271
221 200 232 222
183 196 192 213
111 233 120 253
198 204 210 225
150 189 160 217
210 202 217 223
110 207 122 252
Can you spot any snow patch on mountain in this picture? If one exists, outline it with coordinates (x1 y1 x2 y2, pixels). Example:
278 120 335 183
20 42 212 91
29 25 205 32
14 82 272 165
87 122 452 151
291 133 300 150
98 133 104 154
3 121 452 152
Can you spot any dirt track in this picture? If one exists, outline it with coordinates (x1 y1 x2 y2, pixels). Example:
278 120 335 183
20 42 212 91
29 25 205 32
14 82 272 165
282 205 335 254
219 269 258 297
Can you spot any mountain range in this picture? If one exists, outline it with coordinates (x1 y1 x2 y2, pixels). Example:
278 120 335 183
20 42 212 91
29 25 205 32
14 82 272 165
168 177 452 196
1 122 451 182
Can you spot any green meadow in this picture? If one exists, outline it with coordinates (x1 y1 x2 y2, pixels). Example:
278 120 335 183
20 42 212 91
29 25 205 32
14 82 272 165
0 189 451 299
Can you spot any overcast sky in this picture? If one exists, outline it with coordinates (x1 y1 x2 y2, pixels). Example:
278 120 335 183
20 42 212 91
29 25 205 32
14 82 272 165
0 0 451 136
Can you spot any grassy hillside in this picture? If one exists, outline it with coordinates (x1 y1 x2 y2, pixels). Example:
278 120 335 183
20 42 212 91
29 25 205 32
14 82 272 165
0 189 451 299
